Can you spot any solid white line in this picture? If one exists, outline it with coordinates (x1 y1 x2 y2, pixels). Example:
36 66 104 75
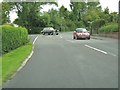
85 44 108 54
17 51 34 72
33 35 38 44
11 50 34 79
8 35 39 82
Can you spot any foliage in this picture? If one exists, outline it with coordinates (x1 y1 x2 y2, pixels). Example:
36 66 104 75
2 42 32 83
91 19 105 33
1 25 29 54
1 2 118 34
98 23 118 32
13 2 42 33
1 2 14 24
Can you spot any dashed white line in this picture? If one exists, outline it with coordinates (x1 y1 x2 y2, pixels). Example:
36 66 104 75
85 44 108 54
33 35 39 44
60 36 63 38
108 52 117 57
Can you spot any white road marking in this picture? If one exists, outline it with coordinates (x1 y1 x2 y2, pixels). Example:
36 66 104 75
108 52 117 57
85 44 108 54
33 35 38 44
17 51 34 72
60 36 63 38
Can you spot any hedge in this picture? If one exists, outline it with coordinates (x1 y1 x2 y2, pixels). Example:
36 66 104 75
98 23 118 33
1 25 29 54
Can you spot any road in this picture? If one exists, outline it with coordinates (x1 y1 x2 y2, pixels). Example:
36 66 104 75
3 32 118 88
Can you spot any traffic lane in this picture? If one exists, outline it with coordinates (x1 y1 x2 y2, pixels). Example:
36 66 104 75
60 32 118 56
59 34 118 88
85 41 118 57
65 42 118 88
28 34 39 43
3 35 87 88
4 35 118 88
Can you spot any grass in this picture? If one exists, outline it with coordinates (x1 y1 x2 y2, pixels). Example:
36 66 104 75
0 57 2 86
1 42 33 84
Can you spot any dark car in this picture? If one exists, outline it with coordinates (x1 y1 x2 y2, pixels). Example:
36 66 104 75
41 27 59 35
73 28 90 40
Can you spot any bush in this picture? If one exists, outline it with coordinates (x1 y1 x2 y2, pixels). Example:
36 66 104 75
1 25 29 54
99 23 118 33
28 27 43 34
65 20 76 31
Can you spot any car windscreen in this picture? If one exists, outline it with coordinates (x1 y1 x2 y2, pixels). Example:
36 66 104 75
43 28 54 31
76 28 87 32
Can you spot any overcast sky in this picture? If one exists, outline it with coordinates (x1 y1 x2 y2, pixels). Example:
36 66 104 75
41 0 119 12
9 0 119 22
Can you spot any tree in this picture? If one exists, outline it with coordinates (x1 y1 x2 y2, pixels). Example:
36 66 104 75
70 2 87 21
91 19 105 34
13 2 58 33
104 7 109 14
1 2 14 24
59 5 70 20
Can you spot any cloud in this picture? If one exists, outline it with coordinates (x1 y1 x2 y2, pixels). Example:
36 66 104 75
99 0 119 12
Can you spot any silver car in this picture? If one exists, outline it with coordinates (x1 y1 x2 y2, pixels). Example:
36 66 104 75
41 27 59 35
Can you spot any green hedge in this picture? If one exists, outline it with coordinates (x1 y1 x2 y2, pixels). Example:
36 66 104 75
99 23 118 33
1 25 29 54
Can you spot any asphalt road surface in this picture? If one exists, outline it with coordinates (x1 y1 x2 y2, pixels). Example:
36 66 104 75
3 32 118 88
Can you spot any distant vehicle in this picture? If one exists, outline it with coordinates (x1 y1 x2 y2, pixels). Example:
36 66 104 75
41 27 59 35
73 28 90 40
55 29 59 35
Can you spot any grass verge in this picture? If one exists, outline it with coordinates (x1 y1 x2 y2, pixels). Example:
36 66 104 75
1 42 33 84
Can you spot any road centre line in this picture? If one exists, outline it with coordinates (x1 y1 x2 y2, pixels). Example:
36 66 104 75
108 52 117 57
60 36 63 38
85 44 108 54
33 35 38 44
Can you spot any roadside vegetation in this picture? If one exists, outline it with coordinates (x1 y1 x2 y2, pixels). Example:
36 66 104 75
0 24 32 84
0 57 2 86
1 1 118 34
1 25 29 54
2 42 32 83
99 23 118 33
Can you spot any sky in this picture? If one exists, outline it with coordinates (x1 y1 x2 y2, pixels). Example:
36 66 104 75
8 0 119 23
41 0 119 12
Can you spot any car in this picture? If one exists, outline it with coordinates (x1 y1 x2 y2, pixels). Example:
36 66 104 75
73 28 90 40
55 29 59 35
41 27 59 35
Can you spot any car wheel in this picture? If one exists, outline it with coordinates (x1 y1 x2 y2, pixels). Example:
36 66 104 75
73 36 75 39
75 36 78 40
51 32 53 35
43 33 45 35
88 38 90 40
87 37 90 40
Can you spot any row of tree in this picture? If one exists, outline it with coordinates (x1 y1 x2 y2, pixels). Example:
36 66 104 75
1 0 118 34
